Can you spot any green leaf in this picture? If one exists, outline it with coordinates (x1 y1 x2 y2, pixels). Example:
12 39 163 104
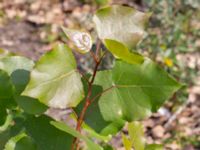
0 56 34 76
128 122 145 150
62 27 92 54
0 56 34 95
122 133 132 150
22 44 84 109
0 129 11 149
13 136 37 150
94 59 181 122
93 5 150 49
145 144 163 150
25 115 73 150
0 70 15 125
0 106 7 126
0 70 15 100
15 96 48 115
104 39 144 64
51 121 103 150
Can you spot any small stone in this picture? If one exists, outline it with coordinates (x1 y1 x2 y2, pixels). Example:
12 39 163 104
152 125 165 138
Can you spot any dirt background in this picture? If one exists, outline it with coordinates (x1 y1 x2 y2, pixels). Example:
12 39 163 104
0 0 199 150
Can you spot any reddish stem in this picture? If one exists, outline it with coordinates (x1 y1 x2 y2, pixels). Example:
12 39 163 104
71 41 103 150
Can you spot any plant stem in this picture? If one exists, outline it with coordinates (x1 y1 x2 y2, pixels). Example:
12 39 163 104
71 42 103 150
90 86 114 103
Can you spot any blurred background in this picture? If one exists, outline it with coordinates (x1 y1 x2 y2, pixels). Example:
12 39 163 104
0 0 199 149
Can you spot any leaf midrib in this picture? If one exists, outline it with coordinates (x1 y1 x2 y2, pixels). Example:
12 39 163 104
28 70 77 89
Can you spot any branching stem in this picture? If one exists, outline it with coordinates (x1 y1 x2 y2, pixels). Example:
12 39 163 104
71 41 104 150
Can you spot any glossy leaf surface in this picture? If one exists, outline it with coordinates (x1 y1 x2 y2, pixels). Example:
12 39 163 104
22 44 84 109
94 60 181 122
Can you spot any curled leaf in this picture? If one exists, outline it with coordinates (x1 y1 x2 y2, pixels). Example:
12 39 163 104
62 27 92 54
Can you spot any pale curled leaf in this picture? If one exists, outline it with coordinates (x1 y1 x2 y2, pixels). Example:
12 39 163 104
62 27 92 54
22 44 84 109
93 5 150 49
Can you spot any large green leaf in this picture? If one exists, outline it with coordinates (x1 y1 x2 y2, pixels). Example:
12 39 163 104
93 5 150 60
25 115 73 150
94 59 181 122
51 121 103 150
22 44 84 109
0 56 34 95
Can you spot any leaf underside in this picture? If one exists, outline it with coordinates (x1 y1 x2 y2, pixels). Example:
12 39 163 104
22 44 84 109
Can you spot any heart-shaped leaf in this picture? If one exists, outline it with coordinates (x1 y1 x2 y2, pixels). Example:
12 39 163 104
94 59 181 122
22 44 84 109
62 27 92 54
93 5 150 50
